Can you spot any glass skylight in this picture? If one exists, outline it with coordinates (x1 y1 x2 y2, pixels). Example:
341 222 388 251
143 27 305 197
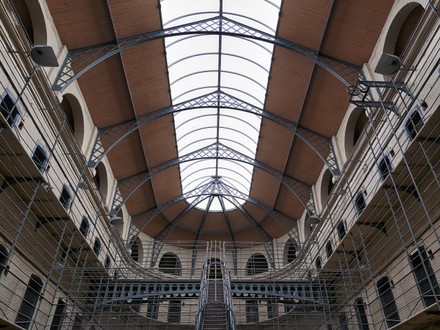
161 0 282 212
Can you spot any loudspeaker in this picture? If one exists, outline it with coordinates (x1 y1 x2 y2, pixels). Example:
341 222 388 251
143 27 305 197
374 53 401 75
30 45 59 67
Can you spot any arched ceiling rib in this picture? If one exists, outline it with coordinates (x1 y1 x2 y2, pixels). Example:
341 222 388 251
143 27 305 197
47 0 395 244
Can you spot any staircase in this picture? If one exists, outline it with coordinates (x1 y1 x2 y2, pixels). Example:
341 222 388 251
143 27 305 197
195 241 236 330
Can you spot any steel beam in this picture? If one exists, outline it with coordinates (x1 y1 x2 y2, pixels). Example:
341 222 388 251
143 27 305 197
88 90 340 176
110 142 316 217
53 16 361 92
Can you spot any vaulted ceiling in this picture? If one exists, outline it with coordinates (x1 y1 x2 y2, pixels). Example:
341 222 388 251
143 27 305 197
47 0 394 243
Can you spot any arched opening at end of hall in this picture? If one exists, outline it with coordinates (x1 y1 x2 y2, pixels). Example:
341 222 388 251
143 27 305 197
158 252 182 276
284 239 297 265
344 107 369 159
246 253 268 276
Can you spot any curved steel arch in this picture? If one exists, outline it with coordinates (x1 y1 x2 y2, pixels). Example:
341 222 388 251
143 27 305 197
53 15 361 91
110 141 316 221
88 90 340 175
127 179 298 248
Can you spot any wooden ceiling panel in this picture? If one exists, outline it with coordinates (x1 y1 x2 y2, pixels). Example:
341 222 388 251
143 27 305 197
260 219 287 239
125 184 156 215
107 134 146 178
167 228 197 241
78 57 134 127
121 42 171 114
274 186 305 219
320 0 394 64
265 50 313 121
250 168 280 207
108 0 162 38
278 0 333 49
202 214 229 232
143 215 170 237
256 121 293 171
150 167 181 204
139 116 177 167
298 68 349 136
234 229 264 243
46 0 114 49
284 140 323 184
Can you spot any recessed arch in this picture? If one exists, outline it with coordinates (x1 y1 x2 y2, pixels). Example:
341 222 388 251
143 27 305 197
94 162 109 202
343 106 369 158
383 2 424 57
284 238 297 265
246 253 268 276
130 237 143 264
60 93 85 147
318 169 334 209
158 252 182 276
10 0 47 45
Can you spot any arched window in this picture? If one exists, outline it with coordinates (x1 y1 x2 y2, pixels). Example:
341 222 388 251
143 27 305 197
336 220 346 240
32 143 49 173
50 298 66 330
208 258 222 279
246 253 268 276
377 155 392 181
315 256 322 272
355 192 366 215
325 241 333 258
79 216 89 237
130 237 143 263
284 239 297 264
158 252 182 276
377 276 400 327
319 169 334 207
355 298 369 330
94 162 109 200
1 91 22 128
93 238 101 256
15 274 43 329
0 244 8 276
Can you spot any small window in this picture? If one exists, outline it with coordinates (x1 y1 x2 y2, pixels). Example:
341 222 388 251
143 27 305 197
167 300 181 323
337 220 346 240
0 92 21 127
0 244 8 276
377 155 392 180
377 276 400 327
15 274 44 329
59 185 73 210
32 144 48 173
93 238 101 256
315 256 322 271
246 300 259 323
409 246 440 307
355 192 366 215
405 108 423 140
50 298 66 330
355 298 369 330
325 241 333 258
79 217 89 237
104 255 111 269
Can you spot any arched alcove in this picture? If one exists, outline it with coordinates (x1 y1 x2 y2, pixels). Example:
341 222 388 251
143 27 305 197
344 106 369 158
319 169 334 208
158 252 182 276
60 94 85 147
94 162 109 201
10 0 47 45
284 239 297 265
130 237 143 264
246 253 268 276
384 3 424 57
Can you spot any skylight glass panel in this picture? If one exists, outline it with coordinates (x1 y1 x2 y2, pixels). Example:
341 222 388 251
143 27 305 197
161 0 282 212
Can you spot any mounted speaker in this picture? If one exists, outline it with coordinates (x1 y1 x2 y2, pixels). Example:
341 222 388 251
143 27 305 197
374 53 401 75
30 45 59 67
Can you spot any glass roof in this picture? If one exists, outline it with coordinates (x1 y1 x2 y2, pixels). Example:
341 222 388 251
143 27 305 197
161 0 282 212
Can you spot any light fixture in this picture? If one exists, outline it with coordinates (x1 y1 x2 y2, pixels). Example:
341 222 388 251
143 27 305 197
374 53 401 75
308 214 320 225
30 46 59 67
110 215 124 226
